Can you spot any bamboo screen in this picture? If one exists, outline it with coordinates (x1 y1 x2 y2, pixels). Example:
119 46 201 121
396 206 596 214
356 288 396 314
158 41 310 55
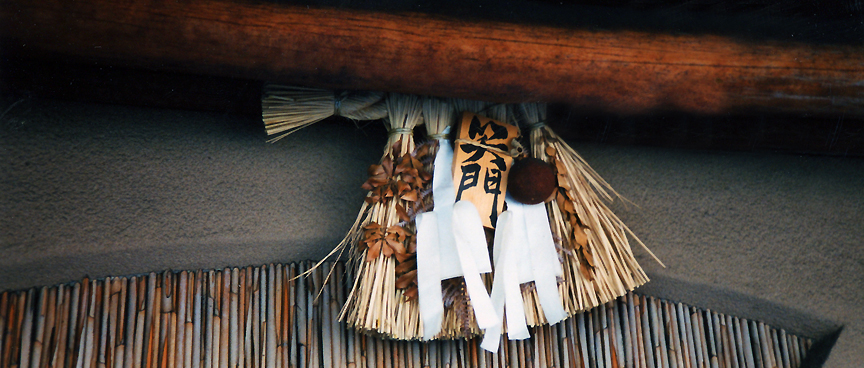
0 261 811 368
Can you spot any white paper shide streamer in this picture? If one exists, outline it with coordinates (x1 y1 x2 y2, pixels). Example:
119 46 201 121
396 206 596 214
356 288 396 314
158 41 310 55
416 129 497 340
481 196 567 352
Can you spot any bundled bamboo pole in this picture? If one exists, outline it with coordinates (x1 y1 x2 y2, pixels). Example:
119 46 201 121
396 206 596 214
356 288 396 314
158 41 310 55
240 267 251 368
97 279 109 368
20 288 35 368
218 269 229 368
173 276 185 368
307 264 319 368
185 273 197 368
266 265 277 368
126 276 139 368
275 265 284 368
106 278 120 368
249 268 259 368
45 286 59 368
3 293 15 368
54 285 71 368
0 292 7 367
31 286 49 368
12 291 25 368
203 271 214 368
114 279 127 368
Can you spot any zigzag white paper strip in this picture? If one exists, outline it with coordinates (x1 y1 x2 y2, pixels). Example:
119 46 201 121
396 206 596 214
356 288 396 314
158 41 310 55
481 198 567 352
416 132 496 338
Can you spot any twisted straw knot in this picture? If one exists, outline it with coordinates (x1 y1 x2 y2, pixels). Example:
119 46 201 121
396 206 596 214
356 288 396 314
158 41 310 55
388 127 414 137
528 120 547 131
333 96 342 116
454 138 524 158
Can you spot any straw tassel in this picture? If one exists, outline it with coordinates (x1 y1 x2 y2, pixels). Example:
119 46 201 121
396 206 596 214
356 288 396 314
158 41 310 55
334 93 434 339
262 85 387 142
514 102 663 318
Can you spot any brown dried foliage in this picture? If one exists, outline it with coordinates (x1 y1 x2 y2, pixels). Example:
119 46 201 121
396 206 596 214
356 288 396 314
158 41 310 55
359 142 434 299
361 142 432 217
546 146 596 280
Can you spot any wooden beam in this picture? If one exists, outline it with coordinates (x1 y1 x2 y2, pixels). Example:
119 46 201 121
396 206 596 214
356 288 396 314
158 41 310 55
1 0 863 116
0 55 263 116
3 56 862 156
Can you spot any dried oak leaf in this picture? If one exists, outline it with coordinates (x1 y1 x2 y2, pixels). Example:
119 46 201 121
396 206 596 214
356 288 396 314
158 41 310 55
362 223 385 261
579 262 594 280
401 189 418 202
395 258 416 275
362 222 408 262
396 153 431 188
403 287 419 301
362 156 397 204
387 225 413 261
582 244 595 267
415 144 431 160
557 174 571 192
549 151 596 273
396 266 419 301
572 223 589 249
361 157 393 190
382 231 406 259
395 270 418 289
360 147 431 210
394 203 411 223
391 138 405 155
406 234 417 254
559 194 576 214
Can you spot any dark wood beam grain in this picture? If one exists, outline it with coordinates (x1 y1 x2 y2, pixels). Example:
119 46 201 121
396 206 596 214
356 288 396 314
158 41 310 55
1 0 863 116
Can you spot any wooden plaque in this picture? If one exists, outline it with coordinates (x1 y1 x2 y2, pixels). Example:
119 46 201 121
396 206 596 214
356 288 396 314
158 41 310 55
452 112 521 228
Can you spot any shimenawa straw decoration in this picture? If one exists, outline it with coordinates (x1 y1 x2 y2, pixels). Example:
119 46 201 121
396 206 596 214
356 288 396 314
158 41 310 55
517 102 664 315
262 84 387 142
260 87 661 342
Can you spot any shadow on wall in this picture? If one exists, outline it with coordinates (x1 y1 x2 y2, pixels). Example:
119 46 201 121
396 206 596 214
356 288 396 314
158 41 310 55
801 327 843 368
0 237 355 292
639 272 844 366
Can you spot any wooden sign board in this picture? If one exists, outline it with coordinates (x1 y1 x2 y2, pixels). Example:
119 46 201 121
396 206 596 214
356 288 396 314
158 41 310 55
452 112 521 228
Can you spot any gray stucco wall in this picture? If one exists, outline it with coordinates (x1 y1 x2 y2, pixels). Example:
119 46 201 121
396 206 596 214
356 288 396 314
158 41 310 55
2 97 862 367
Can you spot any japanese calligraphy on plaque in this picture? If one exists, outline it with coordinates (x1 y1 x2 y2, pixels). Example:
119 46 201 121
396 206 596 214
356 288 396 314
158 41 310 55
452 112 521 228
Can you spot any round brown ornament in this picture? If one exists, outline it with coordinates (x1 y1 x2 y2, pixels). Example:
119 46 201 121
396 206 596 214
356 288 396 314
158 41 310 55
507 157 557 204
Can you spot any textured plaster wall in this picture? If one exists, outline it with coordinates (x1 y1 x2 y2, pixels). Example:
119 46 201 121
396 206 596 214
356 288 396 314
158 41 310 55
1 97 862 367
